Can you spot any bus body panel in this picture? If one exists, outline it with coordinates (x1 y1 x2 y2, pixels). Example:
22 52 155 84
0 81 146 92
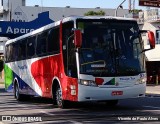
60 76 78 101
5 61 42 96
78 74 146 101
78 83 146 101
31 54 62 97
4 64 14 91
31 54 78 101
5 54 79 101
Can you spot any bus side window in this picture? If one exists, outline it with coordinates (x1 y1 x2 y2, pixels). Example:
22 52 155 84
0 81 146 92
27 36 36 58
18 39 27 60
5 45 9 62
13 43 19 61
8 44 13 62
36 31 47 56
47 27 60 54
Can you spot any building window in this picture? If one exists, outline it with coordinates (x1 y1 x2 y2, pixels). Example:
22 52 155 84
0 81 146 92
0 46 3 51
22 0 25 6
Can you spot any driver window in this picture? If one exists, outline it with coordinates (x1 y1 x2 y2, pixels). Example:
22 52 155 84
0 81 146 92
62 21 77 77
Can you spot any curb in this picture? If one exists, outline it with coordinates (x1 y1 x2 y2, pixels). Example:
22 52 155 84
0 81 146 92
0 79 4 84
145 93 160 97
146 90 160 94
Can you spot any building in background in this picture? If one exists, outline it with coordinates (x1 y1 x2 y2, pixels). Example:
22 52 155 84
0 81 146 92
0 0 128 79
0 0 129 56
136 8 160 85
0 0 129 22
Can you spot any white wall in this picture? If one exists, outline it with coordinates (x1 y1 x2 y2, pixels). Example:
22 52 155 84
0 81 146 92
1 0 129 22
10 6 129 22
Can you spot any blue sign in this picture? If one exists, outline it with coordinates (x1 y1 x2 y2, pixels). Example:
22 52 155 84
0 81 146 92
0 11 54 38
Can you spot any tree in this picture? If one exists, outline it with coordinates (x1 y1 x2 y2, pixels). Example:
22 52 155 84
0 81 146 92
129 9 142 14
84 10 105 16
97 10 105 16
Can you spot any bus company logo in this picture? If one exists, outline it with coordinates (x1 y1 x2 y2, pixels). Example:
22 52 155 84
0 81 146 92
104 78 115 85
119 77 135 81
18 65 27 70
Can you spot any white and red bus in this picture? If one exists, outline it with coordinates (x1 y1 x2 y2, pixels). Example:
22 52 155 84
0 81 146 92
4 16 155 108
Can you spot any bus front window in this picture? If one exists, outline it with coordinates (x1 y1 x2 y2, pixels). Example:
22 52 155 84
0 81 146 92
77 19 144 77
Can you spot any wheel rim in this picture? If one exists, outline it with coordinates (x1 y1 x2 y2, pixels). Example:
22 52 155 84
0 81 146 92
56 87 62 107
15 84 19 99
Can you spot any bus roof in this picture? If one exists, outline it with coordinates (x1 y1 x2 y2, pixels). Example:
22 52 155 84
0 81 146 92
5 16 136 45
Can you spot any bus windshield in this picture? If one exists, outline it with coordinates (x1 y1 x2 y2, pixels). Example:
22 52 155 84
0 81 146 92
77 19 144 76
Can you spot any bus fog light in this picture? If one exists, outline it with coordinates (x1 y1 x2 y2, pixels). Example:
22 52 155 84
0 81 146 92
70 85 76 89
71 90 76 95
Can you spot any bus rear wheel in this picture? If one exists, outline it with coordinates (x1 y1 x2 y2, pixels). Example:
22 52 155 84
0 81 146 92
14 83 23 101
54 85 69 108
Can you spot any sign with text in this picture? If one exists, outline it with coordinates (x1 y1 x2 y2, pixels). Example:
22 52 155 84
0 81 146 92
139 0 160 7
0 11 54 39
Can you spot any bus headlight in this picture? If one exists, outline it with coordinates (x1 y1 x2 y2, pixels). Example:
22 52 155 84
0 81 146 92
136 77 146 85
79 80 97 87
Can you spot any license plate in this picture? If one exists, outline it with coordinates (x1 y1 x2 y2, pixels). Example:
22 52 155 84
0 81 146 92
112 91 123 96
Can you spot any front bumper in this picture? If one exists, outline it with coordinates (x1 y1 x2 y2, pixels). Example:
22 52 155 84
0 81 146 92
78 83 146 101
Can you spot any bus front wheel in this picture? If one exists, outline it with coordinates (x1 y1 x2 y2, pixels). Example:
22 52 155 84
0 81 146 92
54 85 69 108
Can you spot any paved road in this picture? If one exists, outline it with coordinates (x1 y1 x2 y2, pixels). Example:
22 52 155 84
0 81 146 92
0 84 160 123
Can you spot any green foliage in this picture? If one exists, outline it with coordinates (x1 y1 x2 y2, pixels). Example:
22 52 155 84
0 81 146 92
84 10 105 16
129 9 142 14
97 10 105 16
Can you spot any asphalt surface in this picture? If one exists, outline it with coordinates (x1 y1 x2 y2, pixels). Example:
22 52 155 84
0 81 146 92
0 82 160 123
0 82 160 96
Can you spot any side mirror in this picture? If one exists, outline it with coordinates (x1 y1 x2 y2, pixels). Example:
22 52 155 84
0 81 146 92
74 29 82 48
147 31 155 49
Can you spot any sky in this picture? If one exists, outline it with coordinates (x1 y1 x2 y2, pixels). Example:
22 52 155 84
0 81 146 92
26 0 146 10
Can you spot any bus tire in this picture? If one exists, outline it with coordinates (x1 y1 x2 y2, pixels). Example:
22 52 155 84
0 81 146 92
14 83 23 101
55 85 69 108
105 100 118 106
